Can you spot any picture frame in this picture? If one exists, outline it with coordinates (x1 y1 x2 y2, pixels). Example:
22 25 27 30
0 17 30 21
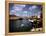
5 1 45 36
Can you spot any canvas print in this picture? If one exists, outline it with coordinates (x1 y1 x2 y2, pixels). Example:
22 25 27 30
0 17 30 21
9 3 43 32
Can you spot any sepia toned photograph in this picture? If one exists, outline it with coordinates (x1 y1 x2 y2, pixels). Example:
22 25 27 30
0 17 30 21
5 1 45 35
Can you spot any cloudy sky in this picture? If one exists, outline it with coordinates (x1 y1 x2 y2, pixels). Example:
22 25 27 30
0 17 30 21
9 3 42 17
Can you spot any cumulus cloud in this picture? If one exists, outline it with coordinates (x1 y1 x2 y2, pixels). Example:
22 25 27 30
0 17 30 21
29 6 32 11
10 10 16 15
16 4 26 8
29 5 37 11
32 5 37 9
15 7 22 11
13 4 26 11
